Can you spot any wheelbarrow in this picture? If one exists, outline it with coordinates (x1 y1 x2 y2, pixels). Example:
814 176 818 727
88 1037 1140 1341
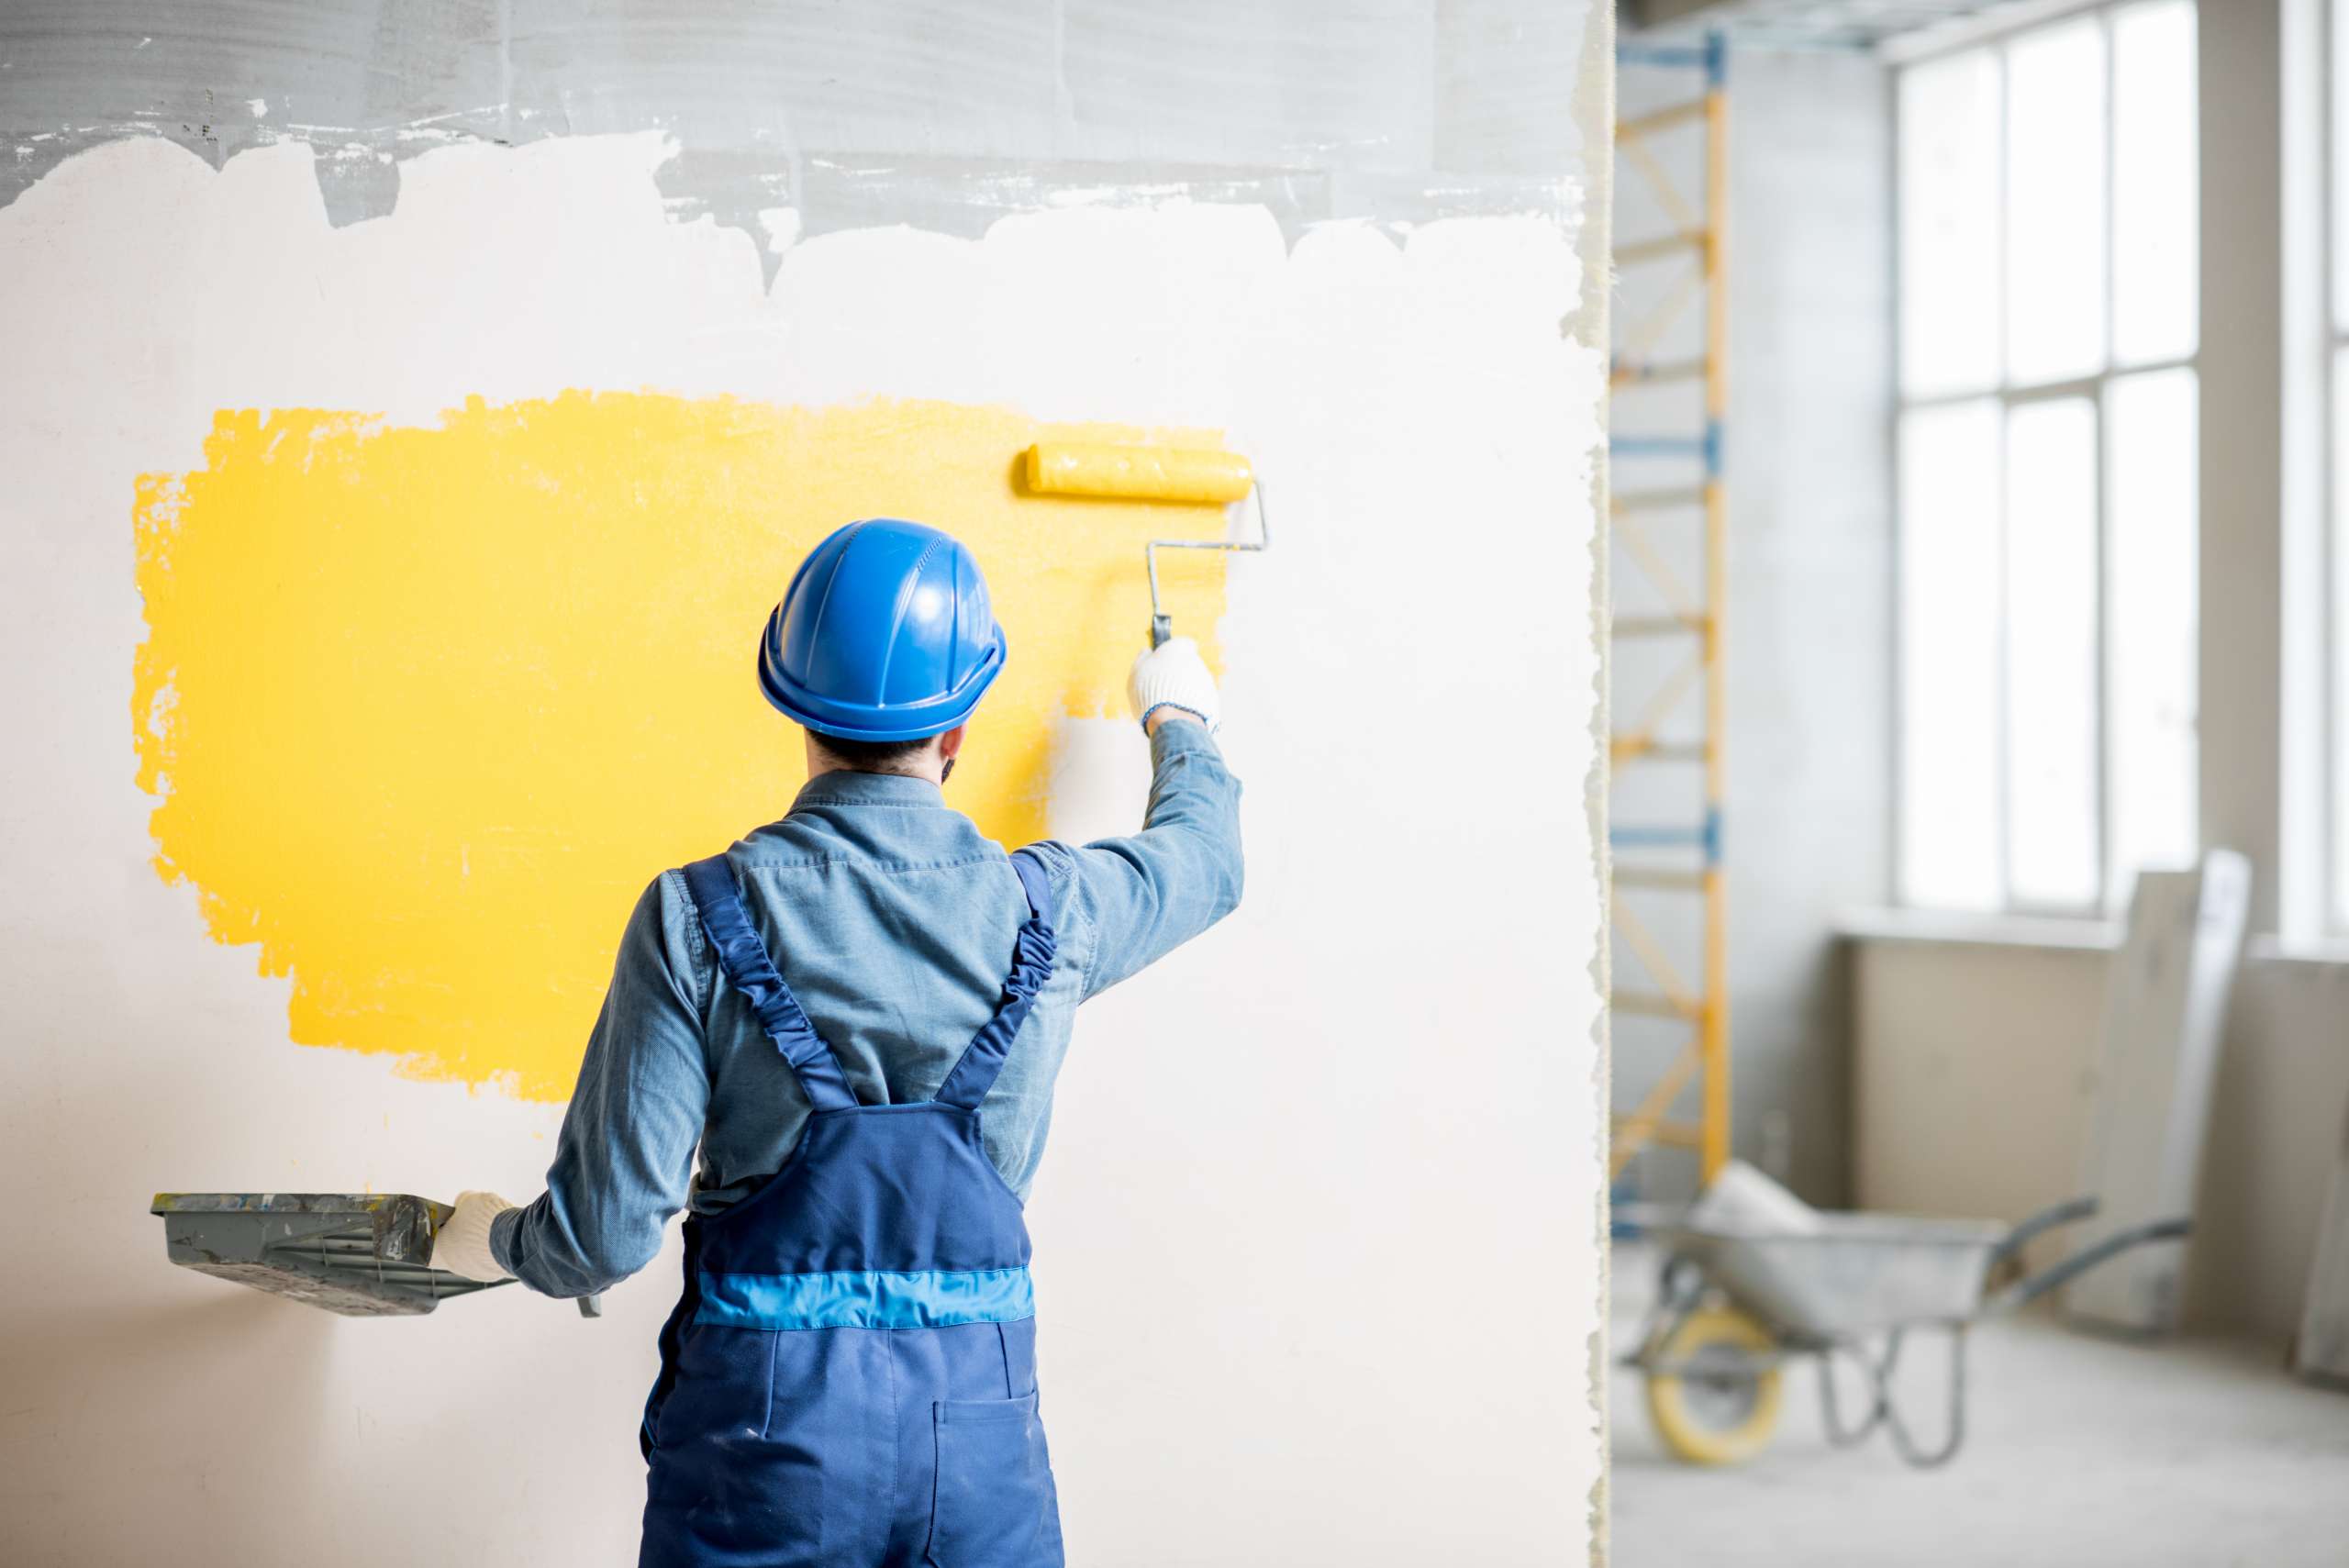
1623 1167 2190 1468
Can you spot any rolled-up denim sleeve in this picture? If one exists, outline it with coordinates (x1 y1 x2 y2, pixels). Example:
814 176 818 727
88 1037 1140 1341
1064 717 1244 998
490 873 709 1297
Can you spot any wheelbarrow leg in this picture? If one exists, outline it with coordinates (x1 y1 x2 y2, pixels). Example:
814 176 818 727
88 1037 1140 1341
1880 1325 1968 1468
1816 1326 1967 1466
1818 1329 1901 1448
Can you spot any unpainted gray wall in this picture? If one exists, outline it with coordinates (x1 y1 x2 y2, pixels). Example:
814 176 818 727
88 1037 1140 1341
1855 932 2349 1341
1611 41 1893 1205
1 0 1593 270
1720 46 1892 1205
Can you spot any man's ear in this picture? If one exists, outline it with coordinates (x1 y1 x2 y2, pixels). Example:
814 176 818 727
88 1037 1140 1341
938 724 968 764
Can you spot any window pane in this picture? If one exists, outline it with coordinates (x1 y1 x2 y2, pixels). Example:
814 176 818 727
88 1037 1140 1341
2334 345 2349 925
2106 369 2199 908
2005 397 2100 908
2111 2 2198 364
1900 50 2003 397
2336 0 2349 332
2007 20 2109 384
1900 400 2004 909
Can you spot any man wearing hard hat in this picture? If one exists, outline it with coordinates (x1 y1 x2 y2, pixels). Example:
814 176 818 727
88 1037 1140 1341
429 517 1241 1566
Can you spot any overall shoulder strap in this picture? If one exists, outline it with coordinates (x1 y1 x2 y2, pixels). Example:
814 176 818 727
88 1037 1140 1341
932 847 1060 1111
681 855 863 1113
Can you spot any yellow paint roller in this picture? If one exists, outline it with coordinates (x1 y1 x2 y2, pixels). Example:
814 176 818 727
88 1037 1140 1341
1021 440 1271 647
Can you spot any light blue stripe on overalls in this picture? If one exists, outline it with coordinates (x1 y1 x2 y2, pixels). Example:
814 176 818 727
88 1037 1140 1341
696 1265 1037 1331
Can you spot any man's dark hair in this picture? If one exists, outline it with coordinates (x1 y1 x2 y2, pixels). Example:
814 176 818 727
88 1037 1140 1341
810 732 934 773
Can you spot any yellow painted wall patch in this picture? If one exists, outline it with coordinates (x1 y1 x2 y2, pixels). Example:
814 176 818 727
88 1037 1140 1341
132 394 1230 1100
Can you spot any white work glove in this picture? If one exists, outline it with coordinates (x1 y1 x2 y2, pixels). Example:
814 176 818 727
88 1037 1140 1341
1129 636 1221 734
432 1190 518 1282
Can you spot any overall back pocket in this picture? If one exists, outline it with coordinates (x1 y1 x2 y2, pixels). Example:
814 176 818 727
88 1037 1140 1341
925 1392 1063 1568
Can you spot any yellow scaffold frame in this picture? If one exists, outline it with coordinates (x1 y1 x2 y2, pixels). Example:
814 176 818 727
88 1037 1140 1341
1609 33 1730 1185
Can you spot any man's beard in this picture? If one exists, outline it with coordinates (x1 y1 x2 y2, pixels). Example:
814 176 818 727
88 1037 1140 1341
941 756 955 784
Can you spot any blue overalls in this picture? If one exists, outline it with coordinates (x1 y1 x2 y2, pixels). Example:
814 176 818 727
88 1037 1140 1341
640 848 1064 1568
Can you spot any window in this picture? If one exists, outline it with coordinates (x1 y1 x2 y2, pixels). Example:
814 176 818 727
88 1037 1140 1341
2332 0 2349 929
1897 1 2199 914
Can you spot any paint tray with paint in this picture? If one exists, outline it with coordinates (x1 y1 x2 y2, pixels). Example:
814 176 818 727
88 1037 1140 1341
150 1191 511 1318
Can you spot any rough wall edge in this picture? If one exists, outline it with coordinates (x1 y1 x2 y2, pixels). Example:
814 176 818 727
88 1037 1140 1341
1577 3 1618 1563
4 118 1583 284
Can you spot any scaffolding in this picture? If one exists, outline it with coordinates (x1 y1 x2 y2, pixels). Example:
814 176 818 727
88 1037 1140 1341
1609 34 1730 1188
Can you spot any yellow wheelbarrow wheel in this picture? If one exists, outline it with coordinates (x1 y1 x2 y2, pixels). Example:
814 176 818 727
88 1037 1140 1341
1644 1306 1785 1465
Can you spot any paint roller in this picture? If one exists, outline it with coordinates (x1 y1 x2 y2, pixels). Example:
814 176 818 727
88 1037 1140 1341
1020 441 1270 648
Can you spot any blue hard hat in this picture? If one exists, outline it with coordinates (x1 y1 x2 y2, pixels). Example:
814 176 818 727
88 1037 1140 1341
757 519 1008 741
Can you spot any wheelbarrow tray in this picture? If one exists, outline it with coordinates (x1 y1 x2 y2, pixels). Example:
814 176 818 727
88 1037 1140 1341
1663 1214 2009 1339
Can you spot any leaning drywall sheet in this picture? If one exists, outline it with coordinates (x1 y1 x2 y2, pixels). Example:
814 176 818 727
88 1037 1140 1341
2298 1111 2349 1385
2066 853 2252 1333
0 132 1604 1564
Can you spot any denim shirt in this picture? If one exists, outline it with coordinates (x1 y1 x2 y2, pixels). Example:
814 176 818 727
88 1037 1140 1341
491 719 1242 1298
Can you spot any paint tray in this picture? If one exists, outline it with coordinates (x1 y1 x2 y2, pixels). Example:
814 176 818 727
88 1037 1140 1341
150 1191 507 1318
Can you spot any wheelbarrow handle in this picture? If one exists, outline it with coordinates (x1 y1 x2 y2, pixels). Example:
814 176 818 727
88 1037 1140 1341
1990 1195 2101 1266
1987 1216 2192 1314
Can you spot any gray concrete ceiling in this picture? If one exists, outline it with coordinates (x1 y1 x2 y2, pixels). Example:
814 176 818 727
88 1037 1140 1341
1630 0 2083 52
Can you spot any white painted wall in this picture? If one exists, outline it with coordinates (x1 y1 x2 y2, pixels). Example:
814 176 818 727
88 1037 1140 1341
0 132 1606 1565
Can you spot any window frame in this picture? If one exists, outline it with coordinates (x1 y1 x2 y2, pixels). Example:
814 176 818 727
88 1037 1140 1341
1894 0 2200 917
2329 0 2349 935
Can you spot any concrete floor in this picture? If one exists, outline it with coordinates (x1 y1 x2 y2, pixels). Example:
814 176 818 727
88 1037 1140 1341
1608 1243 2349 1567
